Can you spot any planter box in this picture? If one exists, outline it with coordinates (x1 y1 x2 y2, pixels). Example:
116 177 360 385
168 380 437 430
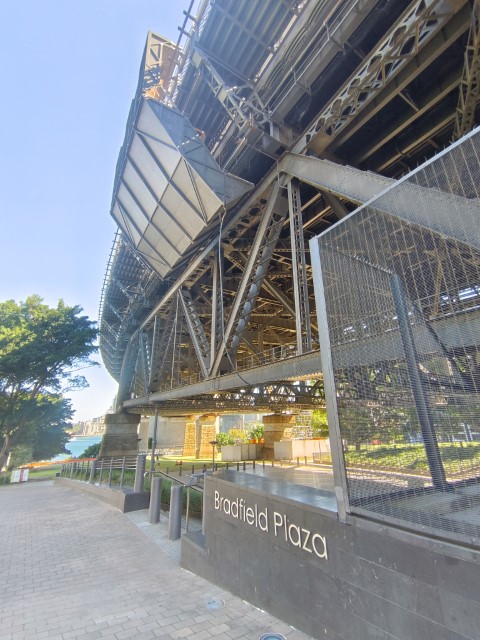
274 438 330 460
220 444 258 461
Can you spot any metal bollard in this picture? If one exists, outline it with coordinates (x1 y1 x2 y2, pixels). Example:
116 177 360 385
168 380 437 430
168 484 184 540
134 454 146 493
149 476 163 523
89 460 97 483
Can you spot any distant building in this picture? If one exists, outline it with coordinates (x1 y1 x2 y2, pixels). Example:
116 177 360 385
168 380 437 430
73 416 106 436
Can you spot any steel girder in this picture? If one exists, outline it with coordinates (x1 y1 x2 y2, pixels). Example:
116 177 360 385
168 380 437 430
454 0 480 138
179 288 211 377
287 178 312 353
293 0 469 155
125 381 325 415
210 181 289 375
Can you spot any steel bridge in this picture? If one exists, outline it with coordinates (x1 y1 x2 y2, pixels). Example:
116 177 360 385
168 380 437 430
99 0 480 418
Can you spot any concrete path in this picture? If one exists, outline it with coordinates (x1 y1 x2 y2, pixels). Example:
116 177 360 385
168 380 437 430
0 481 311 640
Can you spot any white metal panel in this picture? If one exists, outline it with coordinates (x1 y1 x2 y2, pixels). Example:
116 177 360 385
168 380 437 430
161 184 205 233
117 184 149 234
137 133 180 176
143 225 178 267
129 135 171 199
136 101 174 148
123 162 157 215
111 98 253 278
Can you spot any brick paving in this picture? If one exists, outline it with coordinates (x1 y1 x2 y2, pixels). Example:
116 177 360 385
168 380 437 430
0 481 312 640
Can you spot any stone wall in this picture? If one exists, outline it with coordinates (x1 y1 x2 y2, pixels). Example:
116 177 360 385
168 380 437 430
262 413 296 458
183 415 218 458
182 470 480 640
98 412 140 458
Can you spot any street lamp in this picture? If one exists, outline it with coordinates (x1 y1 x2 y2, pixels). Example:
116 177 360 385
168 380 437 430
209 440 218 470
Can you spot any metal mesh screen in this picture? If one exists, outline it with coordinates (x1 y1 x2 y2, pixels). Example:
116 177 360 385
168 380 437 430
314 129 480 544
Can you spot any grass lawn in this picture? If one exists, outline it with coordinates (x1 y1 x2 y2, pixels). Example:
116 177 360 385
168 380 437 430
150 455 227 474
345 442 480 475
0 464 63 485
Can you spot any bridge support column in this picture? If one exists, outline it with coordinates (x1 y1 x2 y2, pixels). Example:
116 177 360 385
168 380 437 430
262 414 296 459
183 415 218 459
98 411 140 459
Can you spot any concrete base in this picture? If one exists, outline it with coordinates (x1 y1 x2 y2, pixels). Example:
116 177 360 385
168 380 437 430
54 477 150 512
220 444 258 461
182 469 480 640
274 438 330 460
98 411 140 458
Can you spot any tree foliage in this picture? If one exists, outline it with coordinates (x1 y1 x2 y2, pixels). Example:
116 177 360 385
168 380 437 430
0 296 98 466
79 441 101 459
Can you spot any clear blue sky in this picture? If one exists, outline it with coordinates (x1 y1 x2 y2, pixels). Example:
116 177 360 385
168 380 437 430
0 1 185 421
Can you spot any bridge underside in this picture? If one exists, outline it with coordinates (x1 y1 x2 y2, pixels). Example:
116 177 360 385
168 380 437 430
100 0 480 418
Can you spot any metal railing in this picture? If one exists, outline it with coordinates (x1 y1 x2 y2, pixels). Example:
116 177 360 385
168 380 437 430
60 456 138 488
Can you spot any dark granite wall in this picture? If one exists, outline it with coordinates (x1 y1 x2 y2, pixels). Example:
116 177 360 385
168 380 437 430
181 472 480 640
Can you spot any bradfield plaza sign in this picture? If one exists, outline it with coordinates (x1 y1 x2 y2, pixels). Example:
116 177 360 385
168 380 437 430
213 490 328 560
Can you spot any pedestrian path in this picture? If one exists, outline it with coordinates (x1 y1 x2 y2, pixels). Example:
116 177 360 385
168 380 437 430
0 481 312 640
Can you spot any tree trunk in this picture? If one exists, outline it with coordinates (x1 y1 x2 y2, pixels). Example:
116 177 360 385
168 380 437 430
0 433 10 471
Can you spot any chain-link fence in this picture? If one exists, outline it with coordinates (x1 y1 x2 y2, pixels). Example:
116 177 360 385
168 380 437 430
313 128 480 544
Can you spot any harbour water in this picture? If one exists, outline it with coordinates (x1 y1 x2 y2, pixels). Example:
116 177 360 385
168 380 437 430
54 435 102 460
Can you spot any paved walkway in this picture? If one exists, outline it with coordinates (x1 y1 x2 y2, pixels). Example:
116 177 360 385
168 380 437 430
0 481 311 640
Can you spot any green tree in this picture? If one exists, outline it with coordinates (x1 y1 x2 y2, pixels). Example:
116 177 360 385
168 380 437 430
79 441 101 459
0 296 98 467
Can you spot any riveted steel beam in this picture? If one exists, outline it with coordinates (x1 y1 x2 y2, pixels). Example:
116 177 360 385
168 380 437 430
287 178 312 353
454 0 480 138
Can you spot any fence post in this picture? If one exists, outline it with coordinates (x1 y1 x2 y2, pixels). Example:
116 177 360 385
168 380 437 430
98 459 105 484
168 484 184 540
185 488 191 533
69 462 74 479
89 460 97 483
149 476 163 524
108 457 114 486
202 472 207 535
134 454 146 493
119 456 126 488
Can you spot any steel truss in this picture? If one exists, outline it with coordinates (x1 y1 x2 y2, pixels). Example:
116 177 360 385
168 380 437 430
101 0 480 418
295 0 468 154
125 381 326 416
454 0 480 138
